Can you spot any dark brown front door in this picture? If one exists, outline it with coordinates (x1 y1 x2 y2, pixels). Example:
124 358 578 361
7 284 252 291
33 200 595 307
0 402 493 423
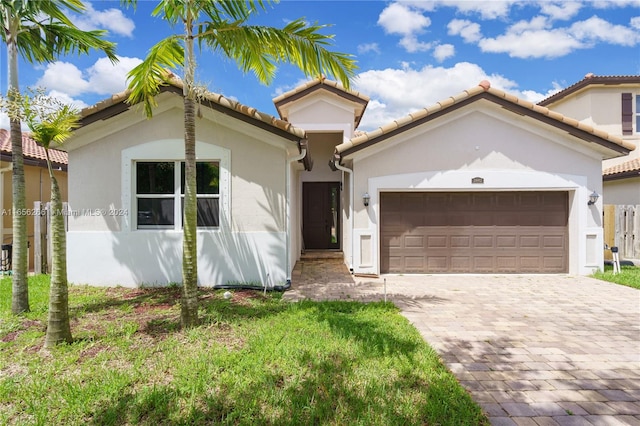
303 182 340 250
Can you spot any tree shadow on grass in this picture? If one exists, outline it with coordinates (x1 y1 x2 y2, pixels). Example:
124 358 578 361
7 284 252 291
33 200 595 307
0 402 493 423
88 310 487 426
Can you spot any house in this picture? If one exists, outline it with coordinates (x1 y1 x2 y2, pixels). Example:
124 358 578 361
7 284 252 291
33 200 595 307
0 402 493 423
0 128 68 271
539 74 640 262
538 74 640 205
64 77 633 287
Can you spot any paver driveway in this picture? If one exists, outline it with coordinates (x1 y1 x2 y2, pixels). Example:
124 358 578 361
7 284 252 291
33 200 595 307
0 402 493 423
285 260 640 425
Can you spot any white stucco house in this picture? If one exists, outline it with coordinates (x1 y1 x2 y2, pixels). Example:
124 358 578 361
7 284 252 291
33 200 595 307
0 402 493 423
64 76 634 287
538 74 640 206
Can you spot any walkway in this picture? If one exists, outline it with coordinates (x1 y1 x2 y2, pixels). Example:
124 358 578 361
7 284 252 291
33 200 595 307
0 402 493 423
285 259 640 426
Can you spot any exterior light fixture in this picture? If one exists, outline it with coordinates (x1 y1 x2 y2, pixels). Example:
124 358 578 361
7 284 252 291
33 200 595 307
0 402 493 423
588 190 599 206
363 192 370 207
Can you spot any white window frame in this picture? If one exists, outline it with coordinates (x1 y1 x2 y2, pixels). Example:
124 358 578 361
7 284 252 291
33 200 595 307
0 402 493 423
122 139 230 232
635 94 640 134
134 160 221 230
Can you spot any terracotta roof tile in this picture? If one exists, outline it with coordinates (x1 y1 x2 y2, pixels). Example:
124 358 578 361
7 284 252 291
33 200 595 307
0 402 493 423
336 80 636 156
272 76 370 105
603 158 640 177
0 129 68 165
81 73 306 140
538 73 640 106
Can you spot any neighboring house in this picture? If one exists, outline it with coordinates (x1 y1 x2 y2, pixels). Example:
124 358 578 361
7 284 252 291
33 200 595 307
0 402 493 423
539 74 640 262
65 77 632 287
0 128 68 271
538 74 640 205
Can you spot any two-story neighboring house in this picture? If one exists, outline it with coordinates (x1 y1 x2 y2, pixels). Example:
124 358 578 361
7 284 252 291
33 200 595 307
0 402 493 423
539 74 640 262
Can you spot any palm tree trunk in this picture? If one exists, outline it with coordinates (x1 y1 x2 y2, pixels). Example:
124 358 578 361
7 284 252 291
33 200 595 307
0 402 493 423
7 32 29 314
44 151 72 347
181 5 199 328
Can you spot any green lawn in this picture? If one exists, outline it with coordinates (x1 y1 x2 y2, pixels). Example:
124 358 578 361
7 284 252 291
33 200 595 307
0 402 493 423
0 275 487 426
592 264 640 289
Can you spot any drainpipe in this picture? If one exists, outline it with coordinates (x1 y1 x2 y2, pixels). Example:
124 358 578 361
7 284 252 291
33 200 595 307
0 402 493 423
285 139 308 288
331 153 353 272
0 164 13 244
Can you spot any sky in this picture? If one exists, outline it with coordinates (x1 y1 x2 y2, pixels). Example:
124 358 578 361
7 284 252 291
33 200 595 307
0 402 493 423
1 0 640 132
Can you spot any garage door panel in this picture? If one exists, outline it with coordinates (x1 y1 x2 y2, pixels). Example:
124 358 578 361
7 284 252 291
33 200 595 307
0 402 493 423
380 191 568 273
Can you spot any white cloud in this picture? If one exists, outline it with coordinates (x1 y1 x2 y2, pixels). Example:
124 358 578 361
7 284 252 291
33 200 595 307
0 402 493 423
538 1 582 21
631 16 640 29
447 19 482 43
433 44 455 62
357 43 380 54
72 2 135 37
35 56 142 97
47 90 89 110
86 56 143 94
378 3 431 35
36 62 90 96
354 62 547 131
378 3 432 52
478 14 640 58
570 15 640 46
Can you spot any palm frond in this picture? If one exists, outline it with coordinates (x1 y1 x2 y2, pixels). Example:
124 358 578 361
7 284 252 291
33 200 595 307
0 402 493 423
126 36 185 117
201 18 356 88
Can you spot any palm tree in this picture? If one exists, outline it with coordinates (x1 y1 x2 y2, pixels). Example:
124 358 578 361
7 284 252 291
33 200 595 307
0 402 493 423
0 0 117 314
126 0 356 328
23 95 79 347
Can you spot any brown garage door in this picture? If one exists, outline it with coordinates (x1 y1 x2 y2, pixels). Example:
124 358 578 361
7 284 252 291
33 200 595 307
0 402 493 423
380 192 568 273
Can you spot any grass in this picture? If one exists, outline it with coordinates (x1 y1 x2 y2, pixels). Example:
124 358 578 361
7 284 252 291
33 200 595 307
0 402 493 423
0 275 487 426
592 264 640 289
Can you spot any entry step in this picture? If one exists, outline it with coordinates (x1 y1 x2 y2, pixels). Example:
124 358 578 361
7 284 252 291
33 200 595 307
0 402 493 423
301 251 344 260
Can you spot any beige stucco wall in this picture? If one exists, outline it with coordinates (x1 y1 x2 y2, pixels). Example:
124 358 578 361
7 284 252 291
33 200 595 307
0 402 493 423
68 104 288 234
603 177 640 205
1 162 67 270
285 95 356 137
65 94 298 287
344 103 606 275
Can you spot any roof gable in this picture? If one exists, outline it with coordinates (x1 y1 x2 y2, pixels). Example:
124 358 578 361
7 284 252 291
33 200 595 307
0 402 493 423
273 77 369 128
335 80 634 159
538 73 640 107
79 73 307 142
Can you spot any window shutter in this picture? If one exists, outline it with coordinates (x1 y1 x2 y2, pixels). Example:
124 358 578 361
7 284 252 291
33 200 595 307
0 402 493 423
622 93 633 135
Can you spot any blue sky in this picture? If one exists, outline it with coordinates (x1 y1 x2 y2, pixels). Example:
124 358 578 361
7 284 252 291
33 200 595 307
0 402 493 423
2 0 640 131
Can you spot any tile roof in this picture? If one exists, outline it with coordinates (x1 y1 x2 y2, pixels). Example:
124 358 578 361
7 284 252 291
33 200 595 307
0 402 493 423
0 128 68 165
335 80 636 157
603 157 640 180
538 73 640 106
81 72 306 140
273 77 369 128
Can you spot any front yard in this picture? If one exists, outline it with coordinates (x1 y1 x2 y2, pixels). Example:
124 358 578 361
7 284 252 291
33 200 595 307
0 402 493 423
592 264 640 289
0 275 487 425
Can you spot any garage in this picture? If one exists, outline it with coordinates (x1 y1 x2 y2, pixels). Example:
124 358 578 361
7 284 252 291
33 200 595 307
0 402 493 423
380 191 568 274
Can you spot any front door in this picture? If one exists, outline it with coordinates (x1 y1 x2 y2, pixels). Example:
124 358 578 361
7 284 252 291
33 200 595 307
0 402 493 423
303 182 340 250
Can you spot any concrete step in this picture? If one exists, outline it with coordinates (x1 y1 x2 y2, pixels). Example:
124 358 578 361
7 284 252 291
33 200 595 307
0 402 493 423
300 251 344 260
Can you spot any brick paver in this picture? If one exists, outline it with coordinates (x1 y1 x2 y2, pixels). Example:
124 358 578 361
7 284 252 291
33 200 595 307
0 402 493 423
285 258 640 425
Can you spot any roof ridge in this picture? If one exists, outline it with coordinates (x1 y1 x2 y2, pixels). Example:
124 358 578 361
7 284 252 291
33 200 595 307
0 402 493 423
336 80 634 155
80 72 306 140
538 73 640 106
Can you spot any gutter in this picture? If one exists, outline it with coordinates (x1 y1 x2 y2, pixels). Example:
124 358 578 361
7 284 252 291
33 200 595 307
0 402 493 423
284 139 308 289
330 153 353 272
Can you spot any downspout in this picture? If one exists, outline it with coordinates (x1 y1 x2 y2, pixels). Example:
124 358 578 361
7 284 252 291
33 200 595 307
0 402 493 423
0 164 13 244
331 153 353 272
284 139 308 289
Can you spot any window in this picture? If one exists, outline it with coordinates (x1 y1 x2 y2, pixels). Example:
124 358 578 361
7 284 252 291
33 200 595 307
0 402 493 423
135 161 220 229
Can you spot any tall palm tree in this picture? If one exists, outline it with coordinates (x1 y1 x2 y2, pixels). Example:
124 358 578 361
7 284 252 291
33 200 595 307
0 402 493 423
23 95 79 347
0 0 117 314
126 0 356 328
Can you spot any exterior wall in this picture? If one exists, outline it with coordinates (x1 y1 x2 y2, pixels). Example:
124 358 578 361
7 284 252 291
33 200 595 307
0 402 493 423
67 103 294 287
603 177 640 205
0 162 67 271
345 106 605 276
285 95 356 137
